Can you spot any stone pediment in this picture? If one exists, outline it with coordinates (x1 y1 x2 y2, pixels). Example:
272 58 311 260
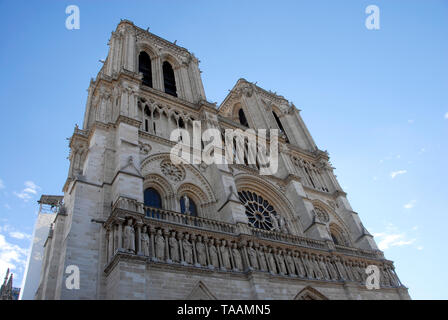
186 281 217 300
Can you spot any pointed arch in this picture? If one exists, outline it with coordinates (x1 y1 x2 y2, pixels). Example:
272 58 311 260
234 174 303 234
294 286 328 300
162 61 177 97
186 281 217 300
329 223 350 246
138 51 153 87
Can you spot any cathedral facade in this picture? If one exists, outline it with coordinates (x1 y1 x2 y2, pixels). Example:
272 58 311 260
34 20 410 300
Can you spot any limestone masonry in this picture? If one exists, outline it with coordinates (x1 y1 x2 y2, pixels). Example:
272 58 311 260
32 20 410 300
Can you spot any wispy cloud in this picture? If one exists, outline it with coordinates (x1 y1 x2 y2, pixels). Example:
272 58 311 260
14 180 40 202
0 234 29 281
445 112 448 119
9 231 31 240
373 224 419 251
390 170 407 179
408 119 414 124
373 232 416 250
404 200 416 209
0 178 4 189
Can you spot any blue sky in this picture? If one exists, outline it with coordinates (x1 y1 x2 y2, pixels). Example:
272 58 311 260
0 0 447 299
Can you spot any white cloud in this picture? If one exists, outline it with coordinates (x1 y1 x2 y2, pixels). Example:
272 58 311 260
9 231 31 240
0 234 29 281
404 200 416 209
390 170 407 179
445 112 448 119
0 179 4 189
14 181 40 202
373 232 416 250
417 246 424 251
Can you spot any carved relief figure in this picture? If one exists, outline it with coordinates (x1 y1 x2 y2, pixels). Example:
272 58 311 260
258 247 268 272
155 229 165 260
270 212 279 231
276 250 287 274
220 240 231 269
208 239 219 268
183 234 193 264
318 255 330 280
266 248 277 274
325 256 339 280
140 225 150 256
285 251 296 276
169 231 179 262
196 236 207 266
293 252 306 278
123 218 135 252
231 243 243 271
247 241 259 270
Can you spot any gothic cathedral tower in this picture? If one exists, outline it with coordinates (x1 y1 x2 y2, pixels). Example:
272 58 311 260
34 20 410 300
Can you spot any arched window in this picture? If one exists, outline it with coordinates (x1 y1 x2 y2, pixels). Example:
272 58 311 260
139 52 153 87
329 224 347 246
144 188 162 209
180 195 197 216
238 108 249 127
272 111 289 142
163 61 177 97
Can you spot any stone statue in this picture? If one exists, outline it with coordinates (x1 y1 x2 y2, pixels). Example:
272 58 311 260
311 255 323 279
183 195 190 214
208 239 219 268
325 256 338 280
183 234 193 264
270 213 279 231
266 249 277 274
293 252 306 278
196 236 207 266
123 218 135 252
276 250 287 274
247 242 258 270
220 240 231 269
258 247 268 271
140 225 150 256
231 243 243 271
278 215 288 233
318 255 330 280
285 252 296 276
333 256 347 280
169 232 179 262
155 229 165 260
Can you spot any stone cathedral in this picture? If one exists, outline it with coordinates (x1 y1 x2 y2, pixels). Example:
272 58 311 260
34 20 410 300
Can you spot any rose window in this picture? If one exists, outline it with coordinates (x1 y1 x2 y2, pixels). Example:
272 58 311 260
160 160 185 182
238 190 277 230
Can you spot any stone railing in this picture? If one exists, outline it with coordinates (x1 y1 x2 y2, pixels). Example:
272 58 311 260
104 197 403 289
334 244 383 259
144 206 236 234
250 227 327 250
